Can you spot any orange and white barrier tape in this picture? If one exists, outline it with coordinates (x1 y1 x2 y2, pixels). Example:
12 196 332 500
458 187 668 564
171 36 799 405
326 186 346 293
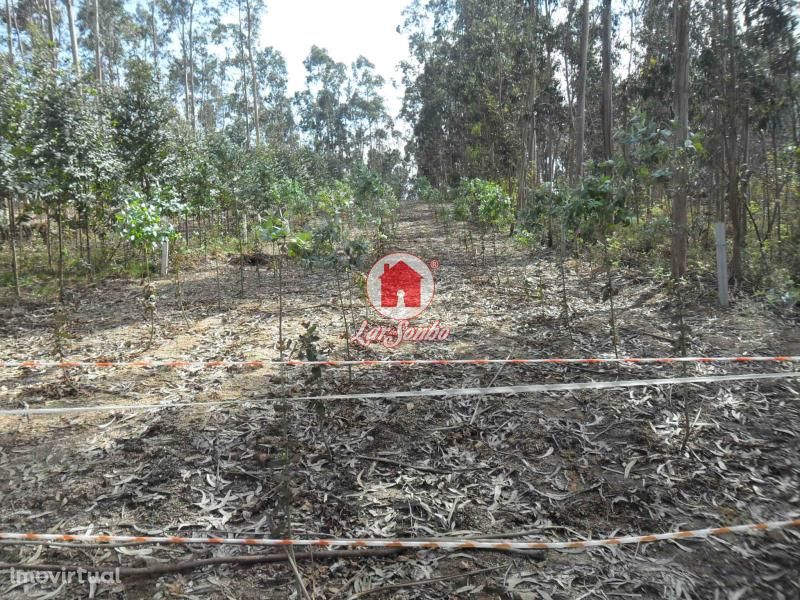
1 355 798 370
2 371 798 417
1 519 797 551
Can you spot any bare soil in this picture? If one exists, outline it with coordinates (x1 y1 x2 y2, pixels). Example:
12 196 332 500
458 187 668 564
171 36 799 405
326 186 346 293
1 202 798 599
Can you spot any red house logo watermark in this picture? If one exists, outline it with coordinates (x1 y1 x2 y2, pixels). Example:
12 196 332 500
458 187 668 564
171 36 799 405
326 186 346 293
380 261 422 308
367 252 435 320
355 252 448 348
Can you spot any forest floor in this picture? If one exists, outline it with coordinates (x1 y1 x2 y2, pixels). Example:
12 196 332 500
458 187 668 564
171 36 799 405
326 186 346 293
1 201 799 599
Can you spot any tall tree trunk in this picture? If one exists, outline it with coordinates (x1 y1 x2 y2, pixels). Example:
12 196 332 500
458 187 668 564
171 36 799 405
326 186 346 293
45 0 55 44
188 0 196 134
237 0 250 147
245 0 260 146
94 0 103 85
518 0 539 215
574 0 590 183
45 0 56 68
671 0 690 278
725 0 742 282
5 0 13 64
6 195 20 299
151 0 158 86
64 0 81 75
12 4 22 61
181 21 190 123
600 0 613 162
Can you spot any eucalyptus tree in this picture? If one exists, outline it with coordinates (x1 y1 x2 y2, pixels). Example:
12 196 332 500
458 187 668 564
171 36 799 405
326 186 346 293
77 0 137 85
256 46 294 144
194 42 225 131
347 56 387 162
6 0 59 61
24 53 115 300
671 0 690 278
63 0 80 74
600 0 612 162
296 46 349 172
0 62 24 298
723 0 742 282
108 58 175 202
172 131 218 238
242 0 264 145
402 0 536 186
741 0 799 277
163 0 196 131
5 0 13 63
573 0 590 182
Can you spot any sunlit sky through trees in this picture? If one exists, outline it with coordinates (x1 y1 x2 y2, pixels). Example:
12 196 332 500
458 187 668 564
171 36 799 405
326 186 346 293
260 0 409 120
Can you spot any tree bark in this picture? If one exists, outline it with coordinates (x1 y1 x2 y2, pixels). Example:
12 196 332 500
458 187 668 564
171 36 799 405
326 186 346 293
181 19 190 123
44 0 57 68
188 0 196 133
11 2 22 64
64 0 81 75
245 0 260 146
725 0 742 282
671 0 690 278
5 0 13 64
151 0 158 85
45 0 55 45
574 0 590 183
600 0 613 162
237 0 251 147
518 0 539 215
94 0 103 85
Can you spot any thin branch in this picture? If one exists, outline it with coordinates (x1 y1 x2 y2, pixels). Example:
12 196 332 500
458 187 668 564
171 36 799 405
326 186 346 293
0 548 403 579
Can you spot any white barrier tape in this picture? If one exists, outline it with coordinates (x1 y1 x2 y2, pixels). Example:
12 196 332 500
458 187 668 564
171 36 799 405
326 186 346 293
1 371 797 417
0 518 798 550
2 356 799 370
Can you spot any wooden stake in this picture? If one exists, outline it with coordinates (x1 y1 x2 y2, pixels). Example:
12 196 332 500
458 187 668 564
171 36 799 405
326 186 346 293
161 238 169 277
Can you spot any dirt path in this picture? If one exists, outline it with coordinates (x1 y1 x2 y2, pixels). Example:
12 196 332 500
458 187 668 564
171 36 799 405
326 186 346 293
1 200 798 599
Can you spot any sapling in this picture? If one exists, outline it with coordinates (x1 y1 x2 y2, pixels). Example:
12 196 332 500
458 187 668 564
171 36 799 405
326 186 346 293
115 192 178 278
602 241 619 357
476 179 513 286
345 239 369 333
239 212 246 298
298 321 333 462
142 280 157 348
258 215 312 367
566 173 629 355
172 240 190 325
115 191 178 349
671 277 693 455
51 304 76 392
332 239 369 386
257 216 313 541
558 217 572 340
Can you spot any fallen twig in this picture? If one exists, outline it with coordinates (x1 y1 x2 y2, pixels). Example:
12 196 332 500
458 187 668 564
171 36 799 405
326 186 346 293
0 548 403 579
471 351 513 424
286 547 313 600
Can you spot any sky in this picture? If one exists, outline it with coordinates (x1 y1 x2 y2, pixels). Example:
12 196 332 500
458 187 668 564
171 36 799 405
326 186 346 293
260 0 412 121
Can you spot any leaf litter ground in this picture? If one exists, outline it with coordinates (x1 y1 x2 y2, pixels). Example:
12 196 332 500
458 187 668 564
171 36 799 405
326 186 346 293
0 203 798 599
